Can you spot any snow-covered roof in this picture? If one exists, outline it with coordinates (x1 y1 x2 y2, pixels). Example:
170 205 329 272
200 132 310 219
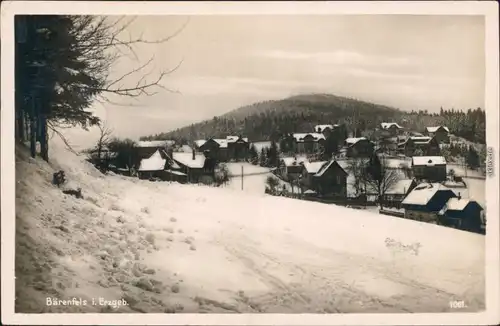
439 198 483 215
281 156 308 167
381 122 403 130
401 183 453 206
226 136 249 143
345 137 367 145
194 140 207 148
138 150 166 172
385 179 415 195
303 161 328 174
213 139 228 148
292 133 326 142
172 152 206 168
426 126 450 133
137 140 175 148
412 156 446 166
314 124 336 132
315 160 347 177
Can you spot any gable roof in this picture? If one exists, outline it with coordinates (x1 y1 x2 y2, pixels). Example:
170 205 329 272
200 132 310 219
438 198 484 215
314 160 348 177
227 135 249 143
292 133 326 142
314 124 337 132
381 122 403 130
172 152 206 169
345 137 369 146
401 183 455 206
303 161 328 174
137 140 175 148
194 139 207 148
138 150 166 172
412 156 446 166
426 126 450 133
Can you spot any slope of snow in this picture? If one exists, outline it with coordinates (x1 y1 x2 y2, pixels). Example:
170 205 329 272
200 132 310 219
14 137 485 314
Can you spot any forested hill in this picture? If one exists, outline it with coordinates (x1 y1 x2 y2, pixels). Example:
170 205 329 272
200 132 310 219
141 94 405 143
140 93 486 145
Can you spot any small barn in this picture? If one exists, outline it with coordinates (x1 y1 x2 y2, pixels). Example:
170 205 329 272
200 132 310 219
438 197 484 234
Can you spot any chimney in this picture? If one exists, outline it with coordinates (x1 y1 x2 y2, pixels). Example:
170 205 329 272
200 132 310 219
192 148 195 160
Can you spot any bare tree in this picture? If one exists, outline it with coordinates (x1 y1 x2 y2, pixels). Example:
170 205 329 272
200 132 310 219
347 158 369 196
88 122 114 172
365 156 401 210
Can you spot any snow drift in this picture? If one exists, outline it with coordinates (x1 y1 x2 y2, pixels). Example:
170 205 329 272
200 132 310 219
15 137 485 313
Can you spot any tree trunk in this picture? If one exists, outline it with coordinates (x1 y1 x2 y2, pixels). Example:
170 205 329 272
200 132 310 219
40 114 48 161
29 114 36 158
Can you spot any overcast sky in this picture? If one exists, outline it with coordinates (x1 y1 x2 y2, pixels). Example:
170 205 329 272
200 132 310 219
89 14 485 141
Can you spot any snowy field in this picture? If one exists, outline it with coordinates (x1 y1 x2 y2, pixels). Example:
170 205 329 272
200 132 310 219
14 137 485 313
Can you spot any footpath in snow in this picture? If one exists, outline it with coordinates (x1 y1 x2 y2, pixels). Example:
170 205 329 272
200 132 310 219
14 138 485 313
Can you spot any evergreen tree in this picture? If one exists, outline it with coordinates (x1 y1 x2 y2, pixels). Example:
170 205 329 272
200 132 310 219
248 144 259 165
259 148 268 167
267 140 279 167
466 145 480 169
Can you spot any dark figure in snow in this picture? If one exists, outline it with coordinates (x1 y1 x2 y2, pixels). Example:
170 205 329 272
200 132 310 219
63 187 83 199
52 170 66 187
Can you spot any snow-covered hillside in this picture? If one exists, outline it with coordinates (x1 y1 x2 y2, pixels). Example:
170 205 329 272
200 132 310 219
15 138 485 313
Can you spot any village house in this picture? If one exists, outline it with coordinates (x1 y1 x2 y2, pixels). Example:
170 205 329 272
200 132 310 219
314 124 339 138
312 160 348 198
380 179 418 209
136 140 176 160
283 133 326 154
401 183 458 223
226 136 250 161
398 136 440 157
412 156 447 182
425 126 450 144
278 156 308 182
170 150 216 184
137 149 188 183
343 137 375 157
300 161 328 189
380 122 403 137
194 136 249 162
438 196 484 234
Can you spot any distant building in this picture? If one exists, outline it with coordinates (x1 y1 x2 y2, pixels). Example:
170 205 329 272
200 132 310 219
425 126 450 144
412 156 447 182
288 133 326 154
278 156 308 182
401 183 458 223
300 161 328 189
194 135 249 162
312 160 348 197
380 179 417 209
314 124 339 137
398 136 440 156
438 196 484 234
344 137 375 157
137 149 187 183
380 122 403 137
136 140 176 160
169 150 215 184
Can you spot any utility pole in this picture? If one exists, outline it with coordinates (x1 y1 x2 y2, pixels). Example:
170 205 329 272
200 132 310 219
241 165 244 190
